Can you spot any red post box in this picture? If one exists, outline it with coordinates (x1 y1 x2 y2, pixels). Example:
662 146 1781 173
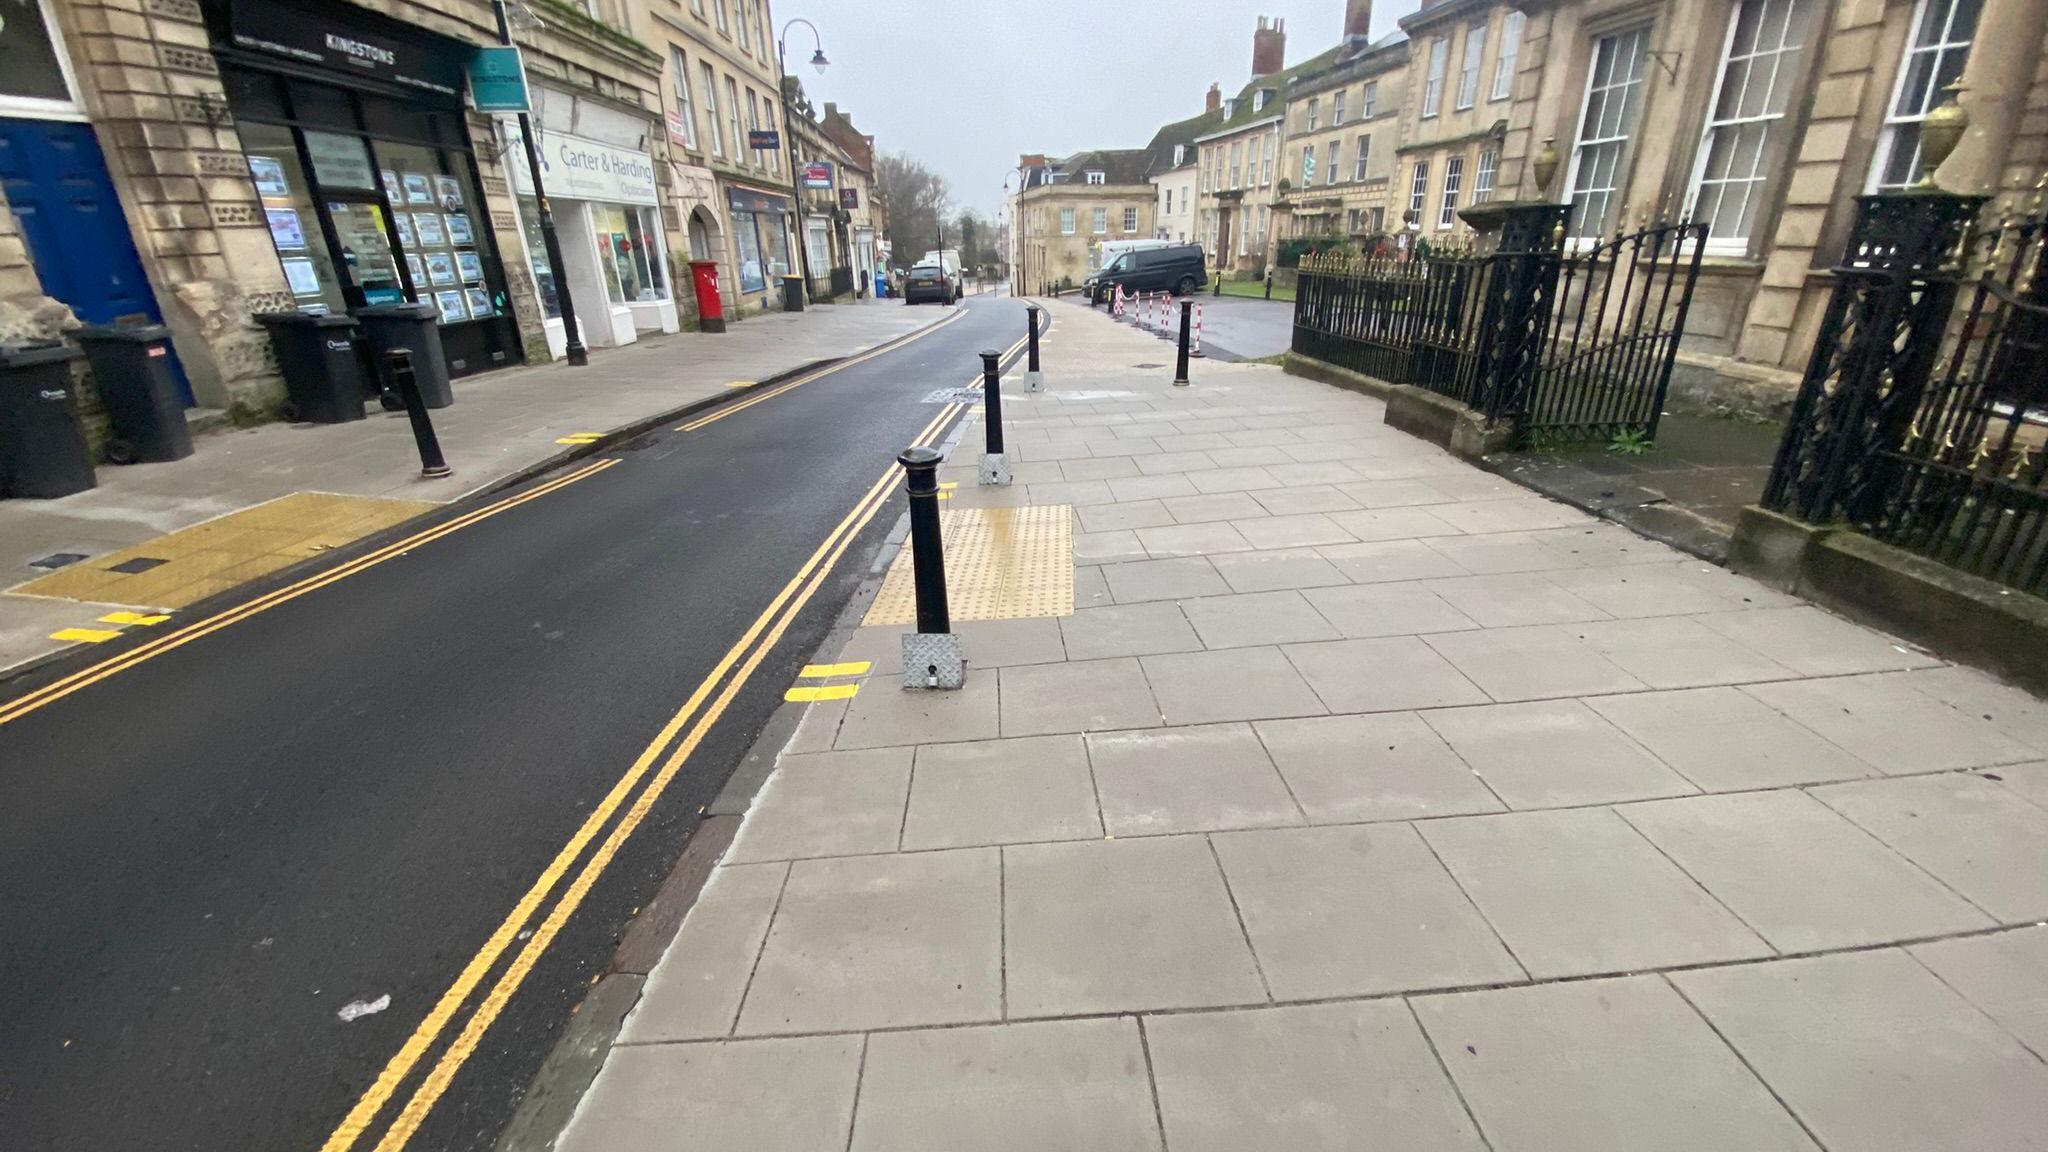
689 260 725 333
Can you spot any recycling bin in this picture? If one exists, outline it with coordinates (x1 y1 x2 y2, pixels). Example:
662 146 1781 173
0 341 94 498
781 274 806 312
357 302 452 409
77 323 192 464
256 312 365 424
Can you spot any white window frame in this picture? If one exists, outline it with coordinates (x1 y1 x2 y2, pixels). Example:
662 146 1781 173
1440 155 1464 228
745 88 763 168
1328 140 1342 185
724 76 743 171
1060 207 1076 235
668 47 699 151
1332 89 1347 125
1262 131 1276 185
1173 143 1186 167
1492 11 1525 101
1456 21 1487 110
1092 206 1108 234
1409 160 1430 218
714 0 729 34
1684 0 1815 253
1475 147 1498 201
1562 27 1651 241
1422 38 1448 117
1230 141 1242 188
1354 134 1371 182
0 0 85 121
1301 146 1314 187
1123 205 1138 232
760 95 778 173
700 63 725 157
1307 97 1319 131
1362 81 1377 118
1086 170 1106 185
1868 0 1978 192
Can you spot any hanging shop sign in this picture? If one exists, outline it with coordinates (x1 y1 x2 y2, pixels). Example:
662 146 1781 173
748 129 781 151
838 187 859 210
505 124 658 206
227 0 464 97
801 161 834 189
465 46 529 112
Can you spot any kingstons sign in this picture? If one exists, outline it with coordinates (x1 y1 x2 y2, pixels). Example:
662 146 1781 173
226 0 466 96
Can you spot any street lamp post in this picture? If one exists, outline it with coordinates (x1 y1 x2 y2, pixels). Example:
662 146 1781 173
776 18 828 305
493 0 586 366
1003 164 1033 297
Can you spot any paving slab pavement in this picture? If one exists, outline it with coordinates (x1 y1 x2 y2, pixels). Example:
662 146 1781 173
553 296 2048 1152
0 299 952 674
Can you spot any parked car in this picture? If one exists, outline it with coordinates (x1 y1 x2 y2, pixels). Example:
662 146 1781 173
903 262 960 305
1086 244 1207 303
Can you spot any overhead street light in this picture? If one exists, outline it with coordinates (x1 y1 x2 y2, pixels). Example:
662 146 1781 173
778 17 829 302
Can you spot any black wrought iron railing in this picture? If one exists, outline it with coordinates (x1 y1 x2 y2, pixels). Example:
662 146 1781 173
1764 192 2048 594
1290 207 1705 444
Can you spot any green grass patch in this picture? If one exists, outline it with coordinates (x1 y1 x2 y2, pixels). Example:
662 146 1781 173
1216 279 1296 302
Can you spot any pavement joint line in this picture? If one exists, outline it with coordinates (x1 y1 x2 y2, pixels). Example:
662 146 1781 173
335 400 970 1152
603 917 2048 1051
679 307 968 432
0 458 619 729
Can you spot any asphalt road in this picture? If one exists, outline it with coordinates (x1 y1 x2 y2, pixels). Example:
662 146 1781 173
1189 293 1293 361
0 295 1026 1152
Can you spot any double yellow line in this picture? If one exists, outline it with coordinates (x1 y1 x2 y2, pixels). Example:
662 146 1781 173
0 459 621 729
325 398 972 1152
679 307 966 433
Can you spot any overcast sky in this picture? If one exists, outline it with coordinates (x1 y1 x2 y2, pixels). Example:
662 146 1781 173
778 0 1423 220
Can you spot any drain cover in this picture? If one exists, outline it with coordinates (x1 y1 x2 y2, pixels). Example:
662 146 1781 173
29 552 86 570
106 556 169 574
1133 362 1164 369
921 387 977 403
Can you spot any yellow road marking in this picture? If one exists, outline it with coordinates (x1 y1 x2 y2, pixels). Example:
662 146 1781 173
679 308 967 432
798 660 871 678
98 611 170 626
0 459 618 729
785 683 860 702
554 434 601 445
329 403 966 1152
725 379 755 388
51 628 120 643
939 482 958 490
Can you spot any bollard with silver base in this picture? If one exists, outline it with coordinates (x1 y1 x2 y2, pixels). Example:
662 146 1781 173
977 348 1011 486
1024 305 1044 392
897 446 964 689
387 348 452 478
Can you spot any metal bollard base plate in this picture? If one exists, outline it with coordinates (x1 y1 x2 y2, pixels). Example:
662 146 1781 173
902 632 965 690
1024 369 1043 393
978 452 1012 486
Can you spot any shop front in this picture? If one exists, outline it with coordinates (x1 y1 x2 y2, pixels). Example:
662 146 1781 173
724 185 794 309
503 117 676 356
207 0 522 379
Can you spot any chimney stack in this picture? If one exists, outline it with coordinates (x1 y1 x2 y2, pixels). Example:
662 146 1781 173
1251 16 1286 78
1205 82 1222 113
1343 0 1372 41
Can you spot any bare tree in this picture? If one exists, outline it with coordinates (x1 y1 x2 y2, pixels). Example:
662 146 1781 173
876 151 951 269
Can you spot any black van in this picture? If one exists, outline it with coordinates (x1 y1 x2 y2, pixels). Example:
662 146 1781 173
1087 244 1207 303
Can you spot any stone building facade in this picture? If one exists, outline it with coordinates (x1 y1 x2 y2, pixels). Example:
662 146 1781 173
1279 15 1411 248
1391 0 1523 243
1011 148 1156 291
1193 18 1329 276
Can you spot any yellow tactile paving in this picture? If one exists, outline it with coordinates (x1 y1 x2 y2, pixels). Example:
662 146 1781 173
864 504 1074 627
12 492 437 609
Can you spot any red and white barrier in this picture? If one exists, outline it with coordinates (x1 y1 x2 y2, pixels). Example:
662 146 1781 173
1192 303 1204 357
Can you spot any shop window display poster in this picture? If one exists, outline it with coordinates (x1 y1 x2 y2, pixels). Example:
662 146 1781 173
381 170 402 202
445 214 474 245
425 252 457 286
281 257 322 297
456 251 483 283
266 208 307 250
435 175 463 208
402 172 434 204
249 156 290 197
414 213 445 246
435 289 468 324
465 287 493 317
393 213 414 246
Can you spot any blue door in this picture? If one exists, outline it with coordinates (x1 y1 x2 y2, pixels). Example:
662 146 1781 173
0 118 192 404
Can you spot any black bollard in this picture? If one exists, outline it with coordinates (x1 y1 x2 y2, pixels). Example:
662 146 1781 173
1174 300 1192 386
387 349 451 478
898 445 950 636
1213 275 1221 297
1025 305 1044 391
978 348 1011 485
1264 271 1274 300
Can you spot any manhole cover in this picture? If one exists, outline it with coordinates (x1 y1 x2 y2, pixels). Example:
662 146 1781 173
106 556 169 574
921 387 977 403
29 552 86 570
1133 363 1164 369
